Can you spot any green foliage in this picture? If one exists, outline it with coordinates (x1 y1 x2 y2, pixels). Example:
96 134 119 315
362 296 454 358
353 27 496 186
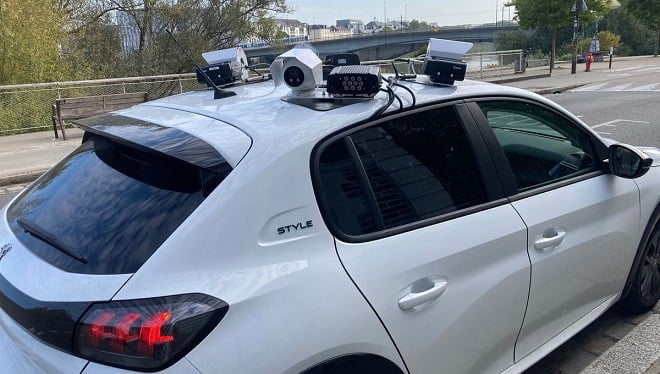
121 0 290 75
508 0 611 30
624 0 660 55
598 6 656 55
507 0 613 68
410 19 420 30
577 30 621 51
495 30 532 51
62 17 125 79
0 0 67 84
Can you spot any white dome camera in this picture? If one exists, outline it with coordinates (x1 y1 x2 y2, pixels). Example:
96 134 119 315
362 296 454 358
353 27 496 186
271 45 323 95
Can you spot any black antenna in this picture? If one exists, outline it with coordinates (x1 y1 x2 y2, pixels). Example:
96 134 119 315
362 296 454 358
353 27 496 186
165 29 236 99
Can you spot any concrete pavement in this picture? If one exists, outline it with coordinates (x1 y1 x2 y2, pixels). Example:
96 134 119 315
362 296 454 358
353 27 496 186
0 54 659 373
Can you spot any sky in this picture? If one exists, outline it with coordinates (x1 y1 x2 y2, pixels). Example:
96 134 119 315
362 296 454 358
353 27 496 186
280 0 515 27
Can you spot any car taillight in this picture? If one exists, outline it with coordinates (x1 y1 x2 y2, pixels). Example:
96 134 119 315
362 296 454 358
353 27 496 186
74 294 228 372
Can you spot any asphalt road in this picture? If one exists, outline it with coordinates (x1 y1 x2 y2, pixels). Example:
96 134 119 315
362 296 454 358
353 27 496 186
549 67 660 148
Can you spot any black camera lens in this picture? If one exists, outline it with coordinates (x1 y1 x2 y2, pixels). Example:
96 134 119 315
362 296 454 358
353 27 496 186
283 66 305 87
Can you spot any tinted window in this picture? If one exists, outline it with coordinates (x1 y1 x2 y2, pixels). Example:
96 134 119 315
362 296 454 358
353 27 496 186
317 106 488 236
7 130 230 275
478 101 597 190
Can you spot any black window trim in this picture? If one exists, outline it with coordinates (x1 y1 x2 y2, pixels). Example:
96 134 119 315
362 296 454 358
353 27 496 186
311 100 509 244
464 98 610 198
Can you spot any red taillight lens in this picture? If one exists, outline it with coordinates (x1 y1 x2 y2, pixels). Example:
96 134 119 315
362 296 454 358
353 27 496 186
75 294 228 372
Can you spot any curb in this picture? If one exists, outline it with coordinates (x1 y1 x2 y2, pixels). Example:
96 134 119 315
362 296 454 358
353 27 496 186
486 72 552 84
0 169 46 188
532 83 587 95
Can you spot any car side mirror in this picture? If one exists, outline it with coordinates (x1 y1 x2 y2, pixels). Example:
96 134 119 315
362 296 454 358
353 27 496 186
608 144 653 179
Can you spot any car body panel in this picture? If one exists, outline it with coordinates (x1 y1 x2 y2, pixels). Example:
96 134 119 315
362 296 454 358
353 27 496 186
0 303 88 373
114 105 252 168
335 204 530 374
513 174 640 360
110 140 405 373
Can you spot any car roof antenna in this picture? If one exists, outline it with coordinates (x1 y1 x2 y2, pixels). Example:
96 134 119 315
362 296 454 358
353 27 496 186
165 29 236 100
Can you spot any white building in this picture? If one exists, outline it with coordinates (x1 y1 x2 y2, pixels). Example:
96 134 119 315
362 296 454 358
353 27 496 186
273 19 308 38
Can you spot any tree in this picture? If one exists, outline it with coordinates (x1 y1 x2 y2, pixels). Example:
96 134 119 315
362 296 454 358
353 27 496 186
600 6 656 55
105 0 290 75
409 19 420 31
507 0 611 72
495 30 532 51
0 0 67 84
61 14 125 79
624 0 660 56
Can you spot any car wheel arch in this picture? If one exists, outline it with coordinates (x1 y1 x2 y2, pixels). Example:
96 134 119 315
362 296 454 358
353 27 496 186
621 202 660 309
300 353 404 374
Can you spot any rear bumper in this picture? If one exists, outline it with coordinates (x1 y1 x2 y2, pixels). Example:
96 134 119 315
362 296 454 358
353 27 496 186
0 304 88 373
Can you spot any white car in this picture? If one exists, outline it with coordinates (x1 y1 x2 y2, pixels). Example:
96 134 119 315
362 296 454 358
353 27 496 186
1 48 659 374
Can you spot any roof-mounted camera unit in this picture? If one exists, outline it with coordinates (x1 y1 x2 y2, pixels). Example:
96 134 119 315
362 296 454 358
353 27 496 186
422 38 473 85
165 29 235 99
270 45 323 95
326 65 381 98
323 52 361 80
196 47 249 87
325 53 361 67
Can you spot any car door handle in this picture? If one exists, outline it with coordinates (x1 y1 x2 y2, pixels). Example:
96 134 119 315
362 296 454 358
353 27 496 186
533 228 567 251
398 278 448 310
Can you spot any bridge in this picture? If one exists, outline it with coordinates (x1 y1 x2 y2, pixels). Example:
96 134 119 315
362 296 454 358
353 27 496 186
245 25 520 61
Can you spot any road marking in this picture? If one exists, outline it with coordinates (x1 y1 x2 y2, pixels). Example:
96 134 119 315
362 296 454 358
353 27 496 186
607 83 633 91
635 83 660 91
591 119 651 129
607 66 647 72
572 82 610 92
605 73 632 78
596 132 612 135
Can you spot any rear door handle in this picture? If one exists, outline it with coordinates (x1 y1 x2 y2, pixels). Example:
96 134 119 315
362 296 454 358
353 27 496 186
533 227 566 251
398 278 448 310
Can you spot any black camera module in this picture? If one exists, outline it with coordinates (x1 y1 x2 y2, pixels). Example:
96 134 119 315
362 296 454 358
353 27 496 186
283 66 305 88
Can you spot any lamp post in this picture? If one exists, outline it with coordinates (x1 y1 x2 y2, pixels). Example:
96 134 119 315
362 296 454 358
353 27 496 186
571 0 585 75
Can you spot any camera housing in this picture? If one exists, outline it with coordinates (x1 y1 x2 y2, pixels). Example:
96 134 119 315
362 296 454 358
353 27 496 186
271 45 323 95
326 65 381 98
196 47 248 87
422 38 473 85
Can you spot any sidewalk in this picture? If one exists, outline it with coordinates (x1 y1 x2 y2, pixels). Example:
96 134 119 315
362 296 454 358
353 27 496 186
0 127 83 186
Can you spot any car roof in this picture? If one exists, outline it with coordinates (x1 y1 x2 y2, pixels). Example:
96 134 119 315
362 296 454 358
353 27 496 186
118 76 545 162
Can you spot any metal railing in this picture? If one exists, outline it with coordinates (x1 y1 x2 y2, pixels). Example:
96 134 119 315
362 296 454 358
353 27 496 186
0 74 203 135
0 50 528 136
464 49 526 78
363 49 526 78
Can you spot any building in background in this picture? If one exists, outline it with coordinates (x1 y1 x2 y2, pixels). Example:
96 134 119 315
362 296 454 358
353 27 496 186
336 19 364 34
273 19 307 38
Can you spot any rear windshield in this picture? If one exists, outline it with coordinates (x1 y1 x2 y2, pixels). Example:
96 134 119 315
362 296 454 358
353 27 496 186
6 120 231 275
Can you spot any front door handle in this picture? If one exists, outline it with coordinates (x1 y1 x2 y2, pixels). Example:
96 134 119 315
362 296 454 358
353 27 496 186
398 278 448 310
534 227 567 251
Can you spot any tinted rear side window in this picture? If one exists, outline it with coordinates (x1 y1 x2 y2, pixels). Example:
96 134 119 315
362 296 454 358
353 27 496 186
7 121 231 275
316 106 488 238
